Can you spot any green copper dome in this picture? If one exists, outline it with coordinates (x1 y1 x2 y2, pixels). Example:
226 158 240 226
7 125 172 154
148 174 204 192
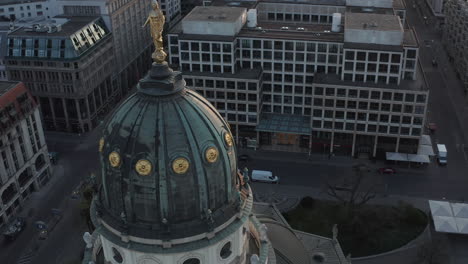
96 63 240 240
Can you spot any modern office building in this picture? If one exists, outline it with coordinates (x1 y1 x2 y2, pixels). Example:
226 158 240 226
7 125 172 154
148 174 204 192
443 0 468 93
0 81 51 228
0 0 51 22
49 0 180 97
5 16 117 133
167 0 429 158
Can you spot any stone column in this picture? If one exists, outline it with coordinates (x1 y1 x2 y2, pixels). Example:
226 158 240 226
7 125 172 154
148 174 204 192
330 132 334 153
48 97 57 129
75 99 83 133
351 133 356 157
395 137 400 153
373 135 378 157
62 98 70 132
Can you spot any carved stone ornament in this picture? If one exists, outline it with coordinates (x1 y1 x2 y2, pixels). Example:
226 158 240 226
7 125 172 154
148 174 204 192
224 132 233 147
109 151 121 167
205 147 219 163
135 159 152 176
172 157 189 174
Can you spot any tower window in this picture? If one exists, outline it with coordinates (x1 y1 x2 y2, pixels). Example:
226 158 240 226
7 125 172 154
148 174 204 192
112 247 123 263
183 258 200 264
220 241 232 259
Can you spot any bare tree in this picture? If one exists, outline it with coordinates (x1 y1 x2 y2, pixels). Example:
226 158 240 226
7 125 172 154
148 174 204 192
415 237 449 264
326 163 377 217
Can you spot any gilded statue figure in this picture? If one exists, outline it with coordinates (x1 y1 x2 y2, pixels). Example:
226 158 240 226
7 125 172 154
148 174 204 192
143 0 166 63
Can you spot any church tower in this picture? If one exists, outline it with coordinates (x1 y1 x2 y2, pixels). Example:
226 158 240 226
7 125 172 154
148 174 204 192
81 2 272 264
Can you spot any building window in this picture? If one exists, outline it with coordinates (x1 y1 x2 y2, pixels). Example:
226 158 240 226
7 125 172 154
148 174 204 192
112 248 123 263
220 241 232 259
183 258 200 264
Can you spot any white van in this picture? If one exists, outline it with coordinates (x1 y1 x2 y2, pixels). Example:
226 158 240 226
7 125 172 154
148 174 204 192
437 144 447 165
251 170 279 184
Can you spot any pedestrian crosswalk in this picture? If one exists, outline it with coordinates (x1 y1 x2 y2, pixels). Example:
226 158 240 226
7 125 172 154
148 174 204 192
17 251 35 264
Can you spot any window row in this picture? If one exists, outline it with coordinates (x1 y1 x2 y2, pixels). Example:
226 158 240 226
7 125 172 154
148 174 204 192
344 50 402 63
186 78 258 90
312 99 425 114
312 87 427 103
179 41 233 52
312 120 422 136
239 39 341 53
196 90 258 102
312 110 424 125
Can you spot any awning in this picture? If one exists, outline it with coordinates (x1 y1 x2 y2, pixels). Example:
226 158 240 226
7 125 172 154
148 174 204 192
418 144 435 156
429 200 452 217
256 113 311 135
407 154 430 163
420 134 432 146
455 218 468 234
433 216 458 233
452 203 468 218
385 152 408 161
429 200 468 234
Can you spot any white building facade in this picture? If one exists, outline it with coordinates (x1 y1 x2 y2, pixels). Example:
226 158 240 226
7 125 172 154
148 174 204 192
167 2 427 158
0 81 51 227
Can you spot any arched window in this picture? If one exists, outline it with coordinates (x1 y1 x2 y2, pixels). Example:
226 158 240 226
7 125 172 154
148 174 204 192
112 247 123 263
220 241 232 259
182 258 200 264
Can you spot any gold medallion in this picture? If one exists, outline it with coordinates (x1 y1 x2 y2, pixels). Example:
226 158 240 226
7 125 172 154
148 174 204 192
135 159 152 176
172 157 189 174
205 147 218 163
99 138 105 152
109 151 121 167
224 132 233 147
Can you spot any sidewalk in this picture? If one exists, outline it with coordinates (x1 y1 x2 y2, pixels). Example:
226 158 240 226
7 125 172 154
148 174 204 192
238 147 431 175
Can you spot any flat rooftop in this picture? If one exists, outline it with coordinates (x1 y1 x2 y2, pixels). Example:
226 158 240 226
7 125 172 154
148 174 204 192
9 16 100 37
0 81 19 96
183 6 246 23
239 22 343 42
0 0 43 6
345 13 402 31
171 20 344 42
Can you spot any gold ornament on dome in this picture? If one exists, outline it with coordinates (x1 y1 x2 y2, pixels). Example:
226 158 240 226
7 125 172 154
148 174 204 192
224 133 233 147
135 159 152 176
109 151 121 167
99 138 105 152
143 0 167 63
172 157 189 174
205 147 219 163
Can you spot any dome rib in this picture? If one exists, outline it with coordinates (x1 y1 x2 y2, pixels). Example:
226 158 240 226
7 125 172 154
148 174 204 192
182 94 233 206
120 97 150 219
156 101 169 219
172 101 209 215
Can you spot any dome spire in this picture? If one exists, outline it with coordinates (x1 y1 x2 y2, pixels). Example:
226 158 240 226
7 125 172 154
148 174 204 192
143 0 167 64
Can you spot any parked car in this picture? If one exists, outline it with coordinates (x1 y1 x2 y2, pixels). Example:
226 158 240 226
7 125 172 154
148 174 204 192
2 217 26 241
378 168 396 174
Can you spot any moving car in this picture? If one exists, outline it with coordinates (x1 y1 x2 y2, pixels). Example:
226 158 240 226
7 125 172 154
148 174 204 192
251 170 279 184
378 168 396 174
2 217 26 241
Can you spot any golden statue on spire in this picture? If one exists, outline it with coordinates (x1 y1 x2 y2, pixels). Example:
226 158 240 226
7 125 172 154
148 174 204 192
143 0 166 63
